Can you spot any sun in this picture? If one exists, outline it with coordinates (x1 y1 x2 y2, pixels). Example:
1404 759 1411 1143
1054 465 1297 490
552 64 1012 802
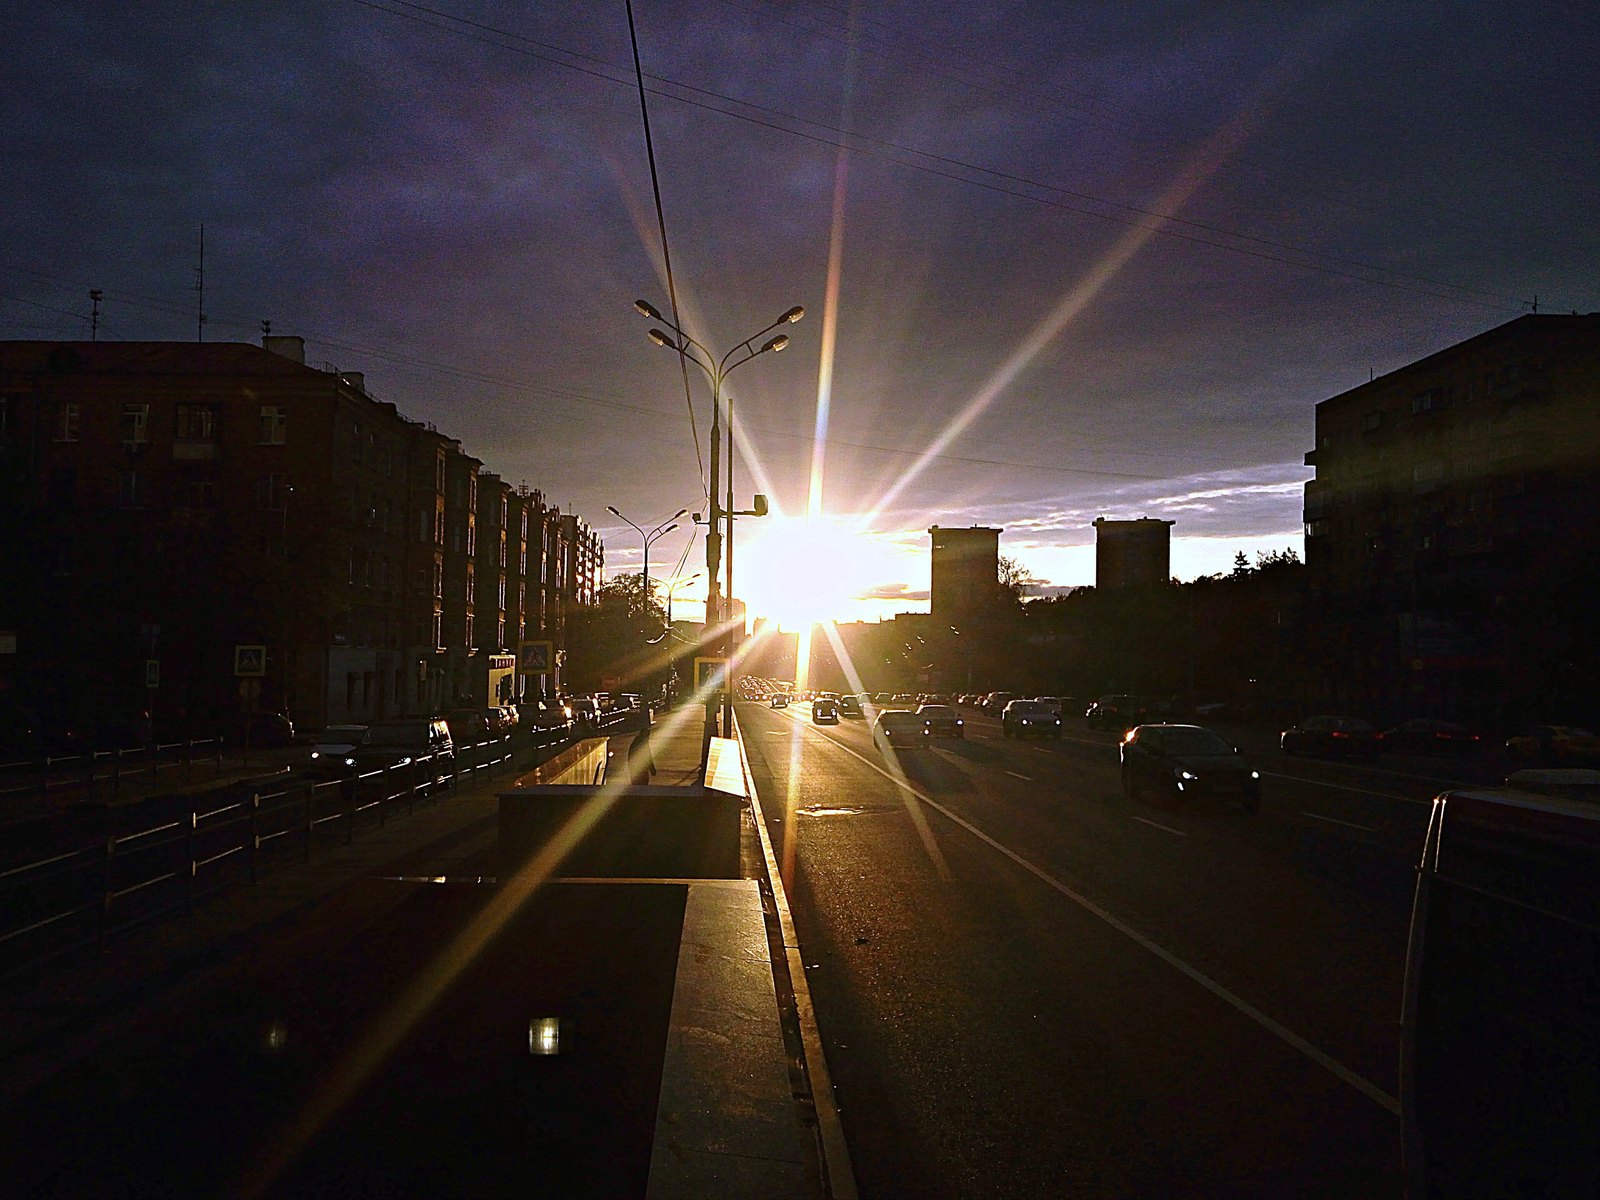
734 514 898 631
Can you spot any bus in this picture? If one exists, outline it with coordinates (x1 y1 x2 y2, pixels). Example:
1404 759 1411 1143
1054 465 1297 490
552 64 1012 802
1400 785 1600 1197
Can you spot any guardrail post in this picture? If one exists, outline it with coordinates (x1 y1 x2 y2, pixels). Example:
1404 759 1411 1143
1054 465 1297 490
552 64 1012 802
250 792 260 883
112 748 122 797
306 784 316 862
99 835 116 950
186 807 198 913
184 739 193 784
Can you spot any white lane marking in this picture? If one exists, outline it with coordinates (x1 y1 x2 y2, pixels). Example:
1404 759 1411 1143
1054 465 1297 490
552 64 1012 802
1131 815 1189 838
1005 770 1033 781
1301 811 1375 832
774 709 1402 1117
1260 771 1422 804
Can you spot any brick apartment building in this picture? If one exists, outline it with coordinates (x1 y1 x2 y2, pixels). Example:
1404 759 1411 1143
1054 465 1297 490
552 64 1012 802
1302 313 1600 725
0 338 602 735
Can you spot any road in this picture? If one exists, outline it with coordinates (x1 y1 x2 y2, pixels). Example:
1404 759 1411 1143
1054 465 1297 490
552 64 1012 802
741 699 1482 1199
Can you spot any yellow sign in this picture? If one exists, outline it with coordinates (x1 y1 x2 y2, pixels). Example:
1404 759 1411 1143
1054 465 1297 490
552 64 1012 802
234 644 267 677
518 640 554 675
693 656 729 693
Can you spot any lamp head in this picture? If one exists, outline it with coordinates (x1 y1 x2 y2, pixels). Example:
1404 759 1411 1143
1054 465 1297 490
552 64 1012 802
763 334 790 353
780 305 805 324
647 328 677 349
634 299 663 320
606 505 621 517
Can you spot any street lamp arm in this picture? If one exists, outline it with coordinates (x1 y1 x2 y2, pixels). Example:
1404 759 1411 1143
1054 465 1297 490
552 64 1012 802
717 306 804 373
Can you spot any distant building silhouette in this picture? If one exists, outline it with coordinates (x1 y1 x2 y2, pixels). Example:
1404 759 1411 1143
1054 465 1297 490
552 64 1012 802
928 525 1001 619
1093 517 1173 589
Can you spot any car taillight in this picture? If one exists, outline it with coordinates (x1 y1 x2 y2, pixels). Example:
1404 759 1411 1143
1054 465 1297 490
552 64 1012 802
1331 730 1348 738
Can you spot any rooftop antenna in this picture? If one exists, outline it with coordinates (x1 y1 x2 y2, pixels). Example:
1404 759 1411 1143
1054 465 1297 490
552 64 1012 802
1531 294 1539 313
261 318 271 346
193 223 207 342
89 289 102 341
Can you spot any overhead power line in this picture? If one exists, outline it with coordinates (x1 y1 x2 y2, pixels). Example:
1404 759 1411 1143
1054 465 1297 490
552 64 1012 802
348 0 1527 313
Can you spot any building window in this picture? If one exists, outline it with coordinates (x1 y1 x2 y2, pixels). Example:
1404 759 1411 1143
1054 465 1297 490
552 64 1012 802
432 561 443 598
1361 411 1383 433
120 403 149 446
257 474 288 510
119 469 144 508
1411 387 1447 415
464 615 474 646
259 405 287 444
179 479 216 508
175 404 217 441
432 611 443 648
54 402 80 442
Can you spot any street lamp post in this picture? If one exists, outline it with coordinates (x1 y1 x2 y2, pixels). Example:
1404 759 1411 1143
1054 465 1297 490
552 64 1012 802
635 300 803 736
605 505 686 606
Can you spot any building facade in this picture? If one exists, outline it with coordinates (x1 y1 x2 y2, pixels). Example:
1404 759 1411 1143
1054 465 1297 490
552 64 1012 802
1301 313 1600 724
0 338 603 736
1093 517 1173 590
928 525 1001 620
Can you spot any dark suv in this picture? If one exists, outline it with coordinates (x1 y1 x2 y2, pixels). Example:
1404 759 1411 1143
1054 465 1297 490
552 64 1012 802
350 718 456 787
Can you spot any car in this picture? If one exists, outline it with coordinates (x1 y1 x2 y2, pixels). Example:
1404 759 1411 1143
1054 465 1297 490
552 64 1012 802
349 717 456 787
1281 715 1380 758
1502 768 1600 804
1084 694 1148 732
872 708 928 752
838 695 864 718
445 708 490 743
306 724 368 778
917 703 964 738
520 699 574 733
812 698 840 724
568 698 600 729
1002 699 1061 739
1378 718 1481 757
1120 724 1260 810
984 691 1018 714
1504 725 1600 767
769 693 790 708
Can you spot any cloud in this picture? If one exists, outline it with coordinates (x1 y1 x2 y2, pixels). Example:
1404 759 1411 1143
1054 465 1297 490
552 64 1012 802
857 582 930 602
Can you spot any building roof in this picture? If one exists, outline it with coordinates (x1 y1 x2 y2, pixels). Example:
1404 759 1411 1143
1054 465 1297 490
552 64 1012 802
0 340 326 379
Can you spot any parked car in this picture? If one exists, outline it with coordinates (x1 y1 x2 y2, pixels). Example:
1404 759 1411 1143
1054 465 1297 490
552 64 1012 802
1502 768 1600 804
521 699 574 733
306 724 368 778
1120 724 1260 810
872 709 928 752
1281 715 1380 759
1504 725 1600 767
812 697 840 724
1379 718 1481 757
917 703 964 738
1084 695 1148 732
1002 699 1061 739
350 717 456 786
445 708 489 743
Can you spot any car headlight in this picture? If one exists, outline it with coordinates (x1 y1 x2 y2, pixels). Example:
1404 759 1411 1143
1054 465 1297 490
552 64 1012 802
1250 770 1260 780
344 756 357 767
310 750 321 759
1179 769 1198 781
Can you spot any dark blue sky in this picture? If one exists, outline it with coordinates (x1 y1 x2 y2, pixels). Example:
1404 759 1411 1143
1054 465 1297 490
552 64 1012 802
5 1 1597 614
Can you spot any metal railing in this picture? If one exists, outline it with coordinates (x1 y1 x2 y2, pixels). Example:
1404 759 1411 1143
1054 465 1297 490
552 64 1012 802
0 715 631 979
0 738 227 820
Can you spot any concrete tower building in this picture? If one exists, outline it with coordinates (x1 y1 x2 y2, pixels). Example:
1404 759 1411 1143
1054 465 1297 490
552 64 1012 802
1094 517 1174 589
928 525 1002 618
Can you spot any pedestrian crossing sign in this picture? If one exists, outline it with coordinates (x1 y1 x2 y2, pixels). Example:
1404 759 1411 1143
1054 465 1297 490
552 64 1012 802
518 640 554 675
693 657 728 694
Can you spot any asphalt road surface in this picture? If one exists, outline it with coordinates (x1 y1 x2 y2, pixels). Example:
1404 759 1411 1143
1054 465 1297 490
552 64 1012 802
741 699 1480 1199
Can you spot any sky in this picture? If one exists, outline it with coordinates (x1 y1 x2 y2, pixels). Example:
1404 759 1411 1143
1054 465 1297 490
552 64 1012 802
5 1 1597 628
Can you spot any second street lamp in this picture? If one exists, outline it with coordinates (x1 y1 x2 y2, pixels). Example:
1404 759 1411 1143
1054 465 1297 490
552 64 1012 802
606 505 686 610
636 300 803 736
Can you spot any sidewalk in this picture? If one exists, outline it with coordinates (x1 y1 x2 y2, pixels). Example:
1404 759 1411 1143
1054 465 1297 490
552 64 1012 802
1 706 847 1198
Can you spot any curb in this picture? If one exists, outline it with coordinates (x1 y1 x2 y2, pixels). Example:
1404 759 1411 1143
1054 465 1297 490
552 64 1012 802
734 711 858 1200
